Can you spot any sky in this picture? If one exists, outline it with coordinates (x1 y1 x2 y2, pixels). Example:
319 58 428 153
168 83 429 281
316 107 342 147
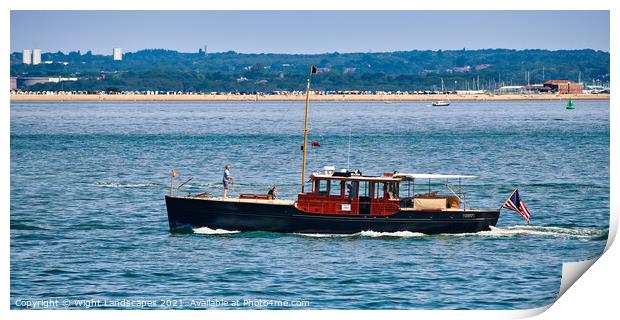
10 11 610 54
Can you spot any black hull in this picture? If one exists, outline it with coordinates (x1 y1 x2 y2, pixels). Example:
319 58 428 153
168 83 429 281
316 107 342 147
165 196 500 235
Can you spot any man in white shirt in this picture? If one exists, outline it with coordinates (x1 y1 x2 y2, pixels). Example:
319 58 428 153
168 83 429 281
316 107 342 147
223 163 233 198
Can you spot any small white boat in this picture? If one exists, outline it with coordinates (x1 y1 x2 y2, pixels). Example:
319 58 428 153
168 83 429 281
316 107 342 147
432 100 450 106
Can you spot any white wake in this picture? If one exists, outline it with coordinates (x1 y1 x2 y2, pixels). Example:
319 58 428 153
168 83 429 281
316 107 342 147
454 225 604 239
193 227 240 235
191 225 604 239
297 230 426 238
94 181 160 188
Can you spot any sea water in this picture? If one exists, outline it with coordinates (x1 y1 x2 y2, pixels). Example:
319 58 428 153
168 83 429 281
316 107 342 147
10 100 609 309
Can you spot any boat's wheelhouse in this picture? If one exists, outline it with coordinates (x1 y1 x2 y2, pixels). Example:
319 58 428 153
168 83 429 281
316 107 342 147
296 169 474 216
297 171 401 216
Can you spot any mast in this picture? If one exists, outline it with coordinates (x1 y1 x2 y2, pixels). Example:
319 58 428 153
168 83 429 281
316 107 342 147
347 127 352 171
301 66 316 193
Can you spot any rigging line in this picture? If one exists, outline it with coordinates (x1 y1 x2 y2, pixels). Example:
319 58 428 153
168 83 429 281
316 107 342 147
445 183 464 202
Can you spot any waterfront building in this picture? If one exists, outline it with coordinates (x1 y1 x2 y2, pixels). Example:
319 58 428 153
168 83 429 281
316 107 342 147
497 86 525 94
543 80 583 94
455 90 486 95
22 49 32 64
522 84 551 93
113 48 123 61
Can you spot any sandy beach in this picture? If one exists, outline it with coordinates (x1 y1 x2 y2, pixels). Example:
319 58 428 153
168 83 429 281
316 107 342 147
10 93 609 102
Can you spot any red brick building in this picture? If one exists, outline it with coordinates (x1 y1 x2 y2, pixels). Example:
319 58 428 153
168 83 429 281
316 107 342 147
543 80 583 94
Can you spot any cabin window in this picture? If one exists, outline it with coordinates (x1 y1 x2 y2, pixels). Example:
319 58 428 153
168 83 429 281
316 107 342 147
330 180 343 197
315 179 328 195
346 181 359 198
386 182 398 199
359 181 369 197
372 182 385 199
399 181 411 198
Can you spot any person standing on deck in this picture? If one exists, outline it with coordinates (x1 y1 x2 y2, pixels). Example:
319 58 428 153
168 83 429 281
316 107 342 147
223 163 233 198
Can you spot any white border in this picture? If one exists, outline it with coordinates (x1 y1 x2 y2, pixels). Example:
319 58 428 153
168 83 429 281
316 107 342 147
3 1 616 319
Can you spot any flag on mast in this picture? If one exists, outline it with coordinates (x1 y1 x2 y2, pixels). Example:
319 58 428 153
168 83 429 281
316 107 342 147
502 189 531 224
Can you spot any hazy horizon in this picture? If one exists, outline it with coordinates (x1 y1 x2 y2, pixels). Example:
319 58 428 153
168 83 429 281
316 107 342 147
9 47 611 56
11 11 610 54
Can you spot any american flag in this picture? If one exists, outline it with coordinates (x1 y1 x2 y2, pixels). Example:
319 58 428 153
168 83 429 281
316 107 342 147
502 189 531 224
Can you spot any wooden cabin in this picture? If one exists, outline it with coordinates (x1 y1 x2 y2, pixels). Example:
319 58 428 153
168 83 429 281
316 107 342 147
296 170 473 216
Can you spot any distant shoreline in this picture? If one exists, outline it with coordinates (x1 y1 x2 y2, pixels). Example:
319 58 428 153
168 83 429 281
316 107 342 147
10 93 609 102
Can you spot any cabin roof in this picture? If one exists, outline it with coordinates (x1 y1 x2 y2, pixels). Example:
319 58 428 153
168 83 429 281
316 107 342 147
311 172 477 181
311 173 401 182
393 173 478 179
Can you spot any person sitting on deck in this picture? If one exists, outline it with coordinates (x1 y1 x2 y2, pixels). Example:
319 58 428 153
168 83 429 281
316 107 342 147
223 163 233 198
267 186 278 200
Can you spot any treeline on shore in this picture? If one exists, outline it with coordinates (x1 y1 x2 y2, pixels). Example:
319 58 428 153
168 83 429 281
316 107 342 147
10 48 610 92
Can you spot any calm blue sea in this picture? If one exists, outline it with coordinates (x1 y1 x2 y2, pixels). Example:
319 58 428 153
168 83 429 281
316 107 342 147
10 100 609 309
